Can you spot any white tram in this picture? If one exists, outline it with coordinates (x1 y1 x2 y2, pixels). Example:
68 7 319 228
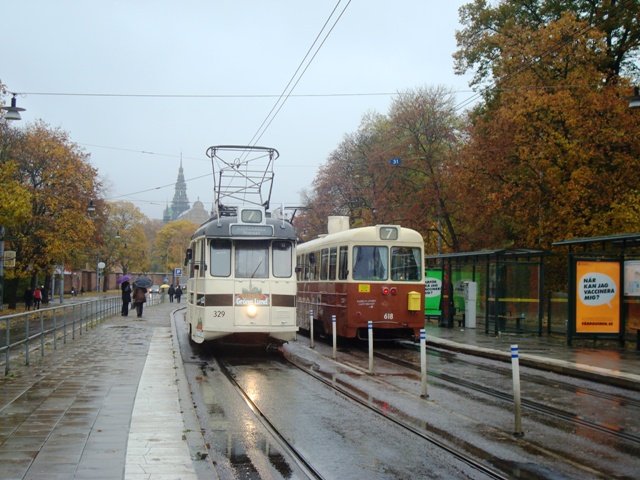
185 206 298 344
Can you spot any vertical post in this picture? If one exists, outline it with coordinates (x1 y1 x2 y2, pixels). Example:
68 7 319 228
331 314 337 360
511 344 524 437
0 225 4 311
53 310 57 350
4 317 10 375
309 310 315 349
40 312 44 357
59 265 64 304
25 315 30 366
368 320 374 374
420 328 428 398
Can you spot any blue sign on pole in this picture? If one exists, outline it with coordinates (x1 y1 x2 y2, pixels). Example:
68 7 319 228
389 157 401 166
174 268 182 277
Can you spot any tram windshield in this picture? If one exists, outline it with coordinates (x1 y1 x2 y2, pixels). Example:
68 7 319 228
210 239 231 277
235 240 269 278
390 247 422 281
272 241 293 278
353 246 388 280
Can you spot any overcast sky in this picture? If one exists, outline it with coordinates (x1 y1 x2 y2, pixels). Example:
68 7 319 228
2 0 473 220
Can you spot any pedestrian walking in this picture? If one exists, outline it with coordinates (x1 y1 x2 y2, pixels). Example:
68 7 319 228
175 284 183 303
132 286 147 318
24 288 33 311
121 281 132 316
168 284 175 303
33 287 42 310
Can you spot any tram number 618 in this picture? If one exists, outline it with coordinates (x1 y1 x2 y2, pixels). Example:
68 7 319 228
383 313 394 320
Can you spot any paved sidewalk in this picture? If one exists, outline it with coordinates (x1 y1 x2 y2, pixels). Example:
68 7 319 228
0 301 213 480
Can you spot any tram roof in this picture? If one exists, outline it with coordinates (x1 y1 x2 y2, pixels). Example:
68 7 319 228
192 215 297 241
298 225 423 251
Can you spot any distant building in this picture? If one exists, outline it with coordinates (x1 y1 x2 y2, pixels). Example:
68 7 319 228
178 198 210 225
163 161 212 224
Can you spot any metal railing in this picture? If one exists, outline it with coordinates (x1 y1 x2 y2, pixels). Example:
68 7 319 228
0 295 159 375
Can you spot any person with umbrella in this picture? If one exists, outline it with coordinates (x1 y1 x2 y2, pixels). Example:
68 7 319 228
132 277 151 318
159 283 170 303
118 275 133 317
121 280 132 316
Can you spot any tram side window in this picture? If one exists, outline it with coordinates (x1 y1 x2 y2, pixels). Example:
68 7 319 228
390 247 421 281
320 248 329 280
210 239 231 277
235 240 269 278
352 246 388 281
308 252 318 280
273 241 292 278
198 240 206 278
338 246 348 280
329 247 337 280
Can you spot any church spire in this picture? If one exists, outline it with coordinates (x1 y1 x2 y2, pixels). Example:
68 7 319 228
169 154 189 220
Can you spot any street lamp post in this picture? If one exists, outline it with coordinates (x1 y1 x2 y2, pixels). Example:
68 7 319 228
0 226 4 311
0 93 25 310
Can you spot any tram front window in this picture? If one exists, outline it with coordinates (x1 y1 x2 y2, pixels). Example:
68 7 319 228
235 240 269 278
272 241 293 278
391 247 421 281
210 239 231 277
352 246 388 281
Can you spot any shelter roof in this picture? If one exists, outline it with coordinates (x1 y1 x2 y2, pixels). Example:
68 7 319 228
425 248 547 261
552 232 640 248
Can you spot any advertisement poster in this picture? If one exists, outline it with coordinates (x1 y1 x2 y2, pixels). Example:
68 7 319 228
575 260 620 334
424 269 443 316
624 260 640 297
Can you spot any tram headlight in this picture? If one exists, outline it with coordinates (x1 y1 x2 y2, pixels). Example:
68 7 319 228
247 303 258 318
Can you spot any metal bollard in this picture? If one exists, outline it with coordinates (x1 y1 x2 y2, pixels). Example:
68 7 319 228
511 344 524 437
5 317 10 375
25 315 30 366
40 313 44 357
420 329 428 398
368 321 374 374
309 310 315 349
332 314 337 359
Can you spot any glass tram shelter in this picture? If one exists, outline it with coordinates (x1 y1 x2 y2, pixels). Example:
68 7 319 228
552 233 640 347
425 249 547 336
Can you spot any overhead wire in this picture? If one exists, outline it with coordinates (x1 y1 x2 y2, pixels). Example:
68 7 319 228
244 0 352 150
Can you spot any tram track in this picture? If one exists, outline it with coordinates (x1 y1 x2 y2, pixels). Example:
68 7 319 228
214 351 509 479
216 356 326 480
424 344 640 409
372 349 640 446
280 356 510 479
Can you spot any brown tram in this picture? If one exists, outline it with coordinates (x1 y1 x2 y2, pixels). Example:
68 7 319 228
296 216 425 340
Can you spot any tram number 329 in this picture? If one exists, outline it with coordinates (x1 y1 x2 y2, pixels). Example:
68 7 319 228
383 313 394 320
212 311 225 318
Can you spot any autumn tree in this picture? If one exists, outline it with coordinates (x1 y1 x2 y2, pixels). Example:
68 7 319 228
152 220 198 275
384 87 465 252
298 88 465 255
454 0 640 89
0 120 101 304
103 201 150 275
